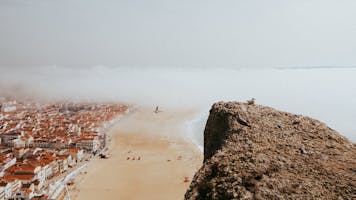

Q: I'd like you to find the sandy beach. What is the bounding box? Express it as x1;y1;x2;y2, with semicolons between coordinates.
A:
69;108;203;200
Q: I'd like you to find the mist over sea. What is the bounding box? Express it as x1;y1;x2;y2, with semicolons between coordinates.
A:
183;67;356;148
1;66;355;144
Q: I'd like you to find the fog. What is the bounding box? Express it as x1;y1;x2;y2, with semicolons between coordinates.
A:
0;1;355;143
0;66;355;143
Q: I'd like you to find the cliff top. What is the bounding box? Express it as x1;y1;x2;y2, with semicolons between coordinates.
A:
186;102;355;200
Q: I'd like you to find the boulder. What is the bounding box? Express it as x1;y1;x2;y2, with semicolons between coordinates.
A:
185;102;356;200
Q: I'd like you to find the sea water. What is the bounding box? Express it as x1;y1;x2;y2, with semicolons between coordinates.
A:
183;67;356;151
1;66;355;147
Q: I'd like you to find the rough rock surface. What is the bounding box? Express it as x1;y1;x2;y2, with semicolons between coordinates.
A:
185;102;356;200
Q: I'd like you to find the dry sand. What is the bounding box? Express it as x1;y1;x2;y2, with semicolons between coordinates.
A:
70;108;203;200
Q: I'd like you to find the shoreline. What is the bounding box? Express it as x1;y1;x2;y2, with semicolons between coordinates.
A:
69;108;203;200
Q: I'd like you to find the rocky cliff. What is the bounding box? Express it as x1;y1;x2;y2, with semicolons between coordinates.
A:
185;102;356;200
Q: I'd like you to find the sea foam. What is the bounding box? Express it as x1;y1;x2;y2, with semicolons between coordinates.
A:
184;111;209;152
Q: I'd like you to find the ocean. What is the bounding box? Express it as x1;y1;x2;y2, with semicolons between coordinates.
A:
182;67;356;150
1;66;355;146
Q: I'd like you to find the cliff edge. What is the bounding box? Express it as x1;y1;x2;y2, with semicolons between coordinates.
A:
185;102;355;200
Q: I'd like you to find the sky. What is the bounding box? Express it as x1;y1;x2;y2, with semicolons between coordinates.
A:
0;0;356;68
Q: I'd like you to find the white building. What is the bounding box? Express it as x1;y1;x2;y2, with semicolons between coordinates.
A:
0;132;21;146
76;137;100;152
12;138;26;148
66;149;84;163
0;180;22;199
1;100;17;113
2;106;16;113
0;182;12;199
0;157;17;176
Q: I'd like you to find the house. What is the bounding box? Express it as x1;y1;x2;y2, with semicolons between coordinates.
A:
75;136;100;153
1;100;17;113
56;155;71;173
9;190;32;200
0;131;22;146
65;149;84;163
10;180;22;198
0;179;22;199
37;155;57;180
2;106;17;113
4;162;42;185
13;148;29;159
21;136;34;148
33;139;52;149
12;139;26;148
0;155;17;176
16;183;35;200
0;181;12;199
29;194;49;200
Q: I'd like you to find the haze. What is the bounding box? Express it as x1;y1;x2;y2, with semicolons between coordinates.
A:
0;1;355;142
0;0;356;67
1;67;356;142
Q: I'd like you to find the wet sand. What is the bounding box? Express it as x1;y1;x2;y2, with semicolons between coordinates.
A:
70;108;203;200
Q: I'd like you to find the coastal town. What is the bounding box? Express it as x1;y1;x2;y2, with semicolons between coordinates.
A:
0;97;128;200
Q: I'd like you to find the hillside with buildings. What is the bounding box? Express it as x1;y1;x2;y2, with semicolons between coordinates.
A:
0;97;127;199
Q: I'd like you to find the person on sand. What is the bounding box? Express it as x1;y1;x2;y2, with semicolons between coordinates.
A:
184;176;190;183
154;106;159;113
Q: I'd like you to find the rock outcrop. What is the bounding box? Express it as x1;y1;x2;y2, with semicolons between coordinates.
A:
185;102;356;200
